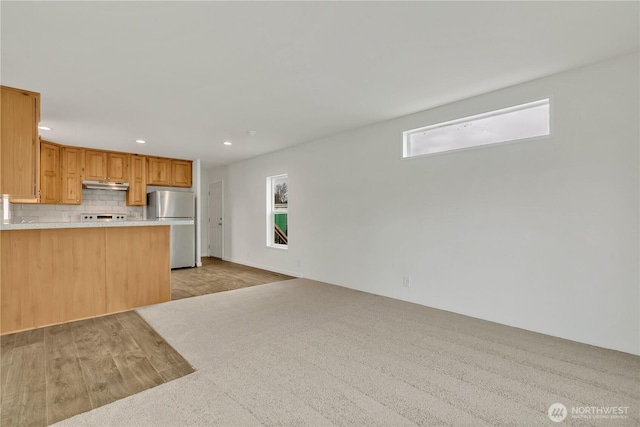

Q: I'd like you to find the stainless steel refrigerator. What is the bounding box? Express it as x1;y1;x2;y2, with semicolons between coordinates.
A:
147;190;195;269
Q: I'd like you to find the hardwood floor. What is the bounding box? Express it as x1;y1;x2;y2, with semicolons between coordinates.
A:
0;311;194;426
171;257;295;300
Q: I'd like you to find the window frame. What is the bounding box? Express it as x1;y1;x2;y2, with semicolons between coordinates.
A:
266;174;288;250
402;98;551;160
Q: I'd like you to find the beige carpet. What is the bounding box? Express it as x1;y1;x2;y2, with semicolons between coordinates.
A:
55;279;639;426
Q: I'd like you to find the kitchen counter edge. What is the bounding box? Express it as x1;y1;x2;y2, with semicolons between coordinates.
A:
0;219;194;231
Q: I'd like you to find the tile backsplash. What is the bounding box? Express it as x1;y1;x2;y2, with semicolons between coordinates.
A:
10;189;144;223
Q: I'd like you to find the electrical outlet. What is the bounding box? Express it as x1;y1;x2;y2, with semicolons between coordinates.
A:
403;276;411;288
297;259;301;267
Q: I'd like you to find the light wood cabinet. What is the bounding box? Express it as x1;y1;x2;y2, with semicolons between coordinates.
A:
147;156;171;186
107;152;128;182
127;154;147;206
105;226;170;312
1;226;171;334
39;140;60;204
1;86;40;202
172;159;192;187
61;146;83;204
39;142;82;205
35;143;190;206
84;149;129;182
148;157;192;187
1;228;107;333
83;149;108;180
2;84;192;204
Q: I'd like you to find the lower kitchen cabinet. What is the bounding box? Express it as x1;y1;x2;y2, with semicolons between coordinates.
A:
105;226;170;312
1;228;106;332
0;225;170;334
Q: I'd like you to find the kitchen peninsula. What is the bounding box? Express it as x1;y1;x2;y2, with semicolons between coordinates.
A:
0;219;191;334
1;84;198;335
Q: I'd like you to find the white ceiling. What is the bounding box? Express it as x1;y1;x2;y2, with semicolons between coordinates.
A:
2;1;638;169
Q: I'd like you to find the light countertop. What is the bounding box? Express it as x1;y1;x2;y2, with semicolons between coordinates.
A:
0;219;194;231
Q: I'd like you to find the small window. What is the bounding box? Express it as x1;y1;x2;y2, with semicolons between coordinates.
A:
403;98;550;158
267;174;288;249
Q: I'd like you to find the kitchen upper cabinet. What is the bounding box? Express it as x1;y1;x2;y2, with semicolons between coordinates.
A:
172;159;192;187
147;157;192;187
84;149;108;180
61;146;83;204
84;150;128;182
1;86;40;202
39;140;60;204
40;142;83;205
147;157;171;186
127;154;147;206
108;152;128;182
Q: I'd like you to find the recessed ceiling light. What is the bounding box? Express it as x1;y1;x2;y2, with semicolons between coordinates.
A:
247;130;257;137
135;139;146;144
38;126;51;131
223;141;232;146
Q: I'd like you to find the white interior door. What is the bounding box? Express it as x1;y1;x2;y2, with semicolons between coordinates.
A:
208;181;223;258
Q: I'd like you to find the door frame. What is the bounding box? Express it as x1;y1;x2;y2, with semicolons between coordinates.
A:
208;180;224;259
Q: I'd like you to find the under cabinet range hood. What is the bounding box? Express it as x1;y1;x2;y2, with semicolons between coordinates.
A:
82;180;129;191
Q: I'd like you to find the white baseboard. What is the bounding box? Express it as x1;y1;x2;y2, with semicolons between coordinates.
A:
222;257;302;278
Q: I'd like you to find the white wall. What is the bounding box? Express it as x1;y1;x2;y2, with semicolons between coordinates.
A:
209;53;639;355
